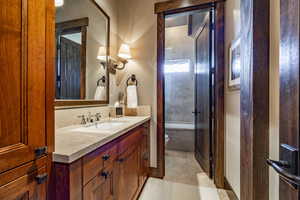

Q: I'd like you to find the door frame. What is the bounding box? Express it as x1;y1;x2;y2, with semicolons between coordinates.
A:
240;0;270;199
153;0;225;188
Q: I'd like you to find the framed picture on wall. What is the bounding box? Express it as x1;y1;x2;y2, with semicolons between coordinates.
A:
228;37;241;90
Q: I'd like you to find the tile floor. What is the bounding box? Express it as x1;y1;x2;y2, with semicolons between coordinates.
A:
139;150;238;200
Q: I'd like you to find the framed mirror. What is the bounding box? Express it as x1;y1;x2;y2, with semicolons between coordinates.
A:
55;0;110;107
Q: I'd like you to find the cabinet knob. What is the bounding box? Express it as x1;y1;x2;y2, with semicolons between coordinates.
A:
102;155;110;161
35;146;48;158
101;171;109;179
35;173;48;185
143;154;149;161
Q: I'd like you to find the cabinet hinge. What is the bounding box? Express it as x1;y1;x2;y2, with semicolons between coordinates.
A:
35;173;48;185
35;146;48;158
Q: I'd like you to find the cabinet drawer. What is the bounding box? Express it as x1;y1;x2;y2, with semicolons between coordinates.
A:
118;128;143;155
83;149;104;185
83;165;114;200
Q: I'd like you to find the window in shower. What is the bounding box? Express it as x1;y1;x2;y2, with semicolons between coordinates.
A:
164;59;190;73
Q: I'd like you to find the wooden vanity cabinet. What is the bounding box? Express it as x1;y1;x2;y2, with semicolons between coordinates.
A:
0;0;55;199
52;121;150;200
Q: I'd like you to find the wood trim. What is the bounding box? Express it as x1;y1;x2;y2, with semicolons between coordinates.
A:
224;177;239;199
155;0;225;14
153;2;225;186
45;1;55;199
45;0;55;157
151;12;165;178
55;100;108;107
56;17;89;30
80;26;87;99
55;1;111;107
213;1;225;188
240;0;270;199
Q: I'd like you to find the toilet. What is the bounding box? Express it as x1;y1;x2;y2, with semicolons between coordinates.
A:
165;134;170;145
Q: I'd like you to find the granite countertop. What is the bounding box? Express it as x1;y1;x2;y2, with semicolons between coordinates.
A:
53;116;151;164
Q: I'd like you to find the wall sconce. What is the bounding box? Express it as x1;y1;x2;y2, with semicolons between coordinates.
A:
114;43;132;70
97;46;107;69
97;44;132;74
55;0;64;7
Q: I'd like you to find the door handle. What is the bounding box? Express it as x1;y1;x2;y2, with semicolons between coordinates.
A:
267;159;300;187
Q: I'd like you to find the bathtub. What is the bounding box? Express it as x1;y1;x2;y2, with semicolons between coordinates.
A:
165;122;195;152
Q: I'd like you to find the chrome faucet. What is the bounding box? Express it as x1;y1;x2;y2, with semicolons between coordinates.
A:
77;115;87;125
86;112;94;123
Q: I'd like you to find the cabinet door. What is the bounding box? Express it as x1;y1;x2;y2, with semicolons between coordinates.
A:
83;166;114;200
0;0;47;173
0;167;47;200
117;147;139;200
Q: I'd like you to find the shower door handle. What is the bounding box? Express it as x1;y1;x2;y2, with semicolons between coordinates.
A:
192;111;201;115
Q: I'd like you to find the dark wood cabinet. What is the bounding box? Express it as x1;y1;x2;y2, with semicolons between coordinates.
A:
0;0;55;199
116;146;140;200
83;164;114;200
53;121;150;200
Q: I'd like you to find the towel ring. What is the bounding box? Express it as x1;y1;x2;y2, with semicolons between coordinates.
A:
126;74;138;86
97;76;106;86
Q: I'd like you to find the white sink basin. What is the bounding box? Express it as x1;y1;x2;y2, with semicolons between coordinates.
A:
71;121;128;134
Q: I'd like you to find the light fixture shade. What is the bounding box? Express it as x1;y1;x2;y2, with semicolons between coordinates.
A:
55;0;64;7
97;46;107;61
118;44;132;59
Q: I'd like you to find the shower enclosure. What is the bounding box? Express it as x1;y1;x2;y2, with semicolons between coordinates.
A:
164;11;209;152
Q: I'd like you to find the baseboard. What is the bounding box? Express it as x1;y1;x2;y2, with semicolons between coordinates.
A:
135;176;149;200
224;177;239;199
149;167;164;179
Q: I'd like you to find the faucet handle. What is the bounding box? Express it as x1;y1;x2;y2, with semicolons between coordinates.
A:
95;113;102;121
77;115;86;125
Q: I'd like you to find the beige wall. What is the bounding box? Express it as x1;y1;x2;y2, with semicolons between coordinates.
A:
269;0;280;199
116;0;161;167
224;0;241;198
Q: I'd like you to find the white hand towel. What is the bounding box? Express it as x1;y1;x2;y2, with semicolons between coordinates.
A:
127;85;138;108
94;86;106;101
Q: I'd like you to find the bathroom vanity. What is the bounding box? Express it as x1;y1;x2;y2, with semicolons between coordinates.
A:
50;117;151;200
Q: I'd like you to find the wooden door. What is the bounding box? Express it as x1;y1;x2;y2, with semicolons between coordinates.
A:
58;37;82;99
0;0;47;174
194;13;213;177
116;146;139;200
0;167;47;200
278;0;299;199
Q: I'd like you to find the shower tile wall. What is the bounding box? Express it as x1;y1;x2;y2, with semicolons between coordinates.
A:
165;25;195;124
165;25;195;152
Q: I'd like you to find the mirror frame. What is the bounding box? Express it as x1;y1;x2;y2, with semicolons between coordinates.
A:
55;0;110;107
